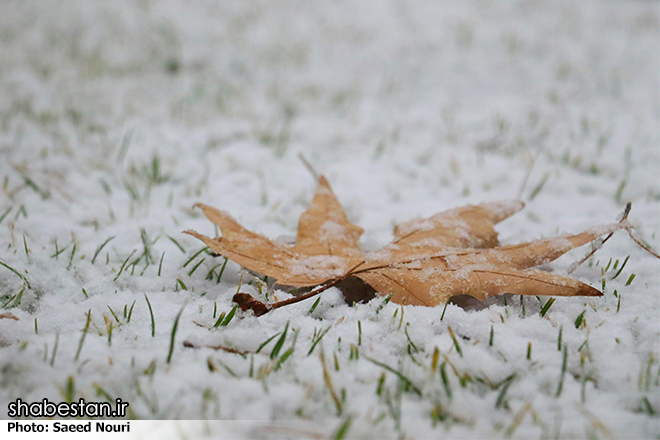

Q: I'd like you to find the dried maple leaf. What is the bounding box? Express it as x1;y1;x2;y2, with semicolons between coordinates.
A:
184;175;629;315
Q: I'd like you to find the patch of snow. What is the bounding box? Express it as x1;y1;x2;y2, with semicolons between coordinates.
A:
0;1;658;439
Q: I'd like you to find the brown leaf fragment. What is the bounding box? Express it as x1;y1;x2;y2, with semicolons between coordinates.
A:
0;312;19;321
233;292;271;316
185;175;632;313
183;340;249;355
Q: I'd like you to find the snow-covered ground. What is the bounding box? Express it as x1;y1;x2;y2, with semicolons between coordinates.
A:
0;0;658;438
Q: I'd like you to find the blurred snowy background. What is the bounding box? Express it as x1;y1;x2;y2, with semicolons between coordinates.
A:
0;0;658;438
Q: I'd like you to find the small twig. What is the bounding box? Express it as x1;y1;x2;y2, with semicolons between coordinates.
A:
516;154;538;201
627;228;660;260
298;153;320;182
233;261;365;316
568;203;631;274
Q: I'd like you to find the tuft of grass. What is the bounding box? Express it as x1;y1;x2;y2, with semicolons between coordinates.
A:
92;236;116;264
74;310;92;362
20;172;51;199
127;300;136;323
611;255;629;280
114;250;136;282
66;243;77;270
167;300;188;364
105;316;113;346
51;242;68;259
50;332;60;367
140;154;172;187
404;324;419;353
217;305;238;327
107;306;120;323
138;228;159;265
349;344;359;361
256;333;280;354
495;374;516;409
212;312;226;328
0;206;12;225
528;172;550;201
187;258;206;276
557;325;563;351
504;402;532;438
431;347;440;372
440;301;449;320
332;416;353;440
0;259;31;289
158;252;165;276
375;293;392;314
22;234;30;259
357;321;362;346
144;294;155;337
116;129;133;164
183;247;209;268
363;355;422;396
639;397;657;416
62;376;75;404
167;235;186;253
270;322;289;360
556;345;568;397
440;361;452;399
216;257;228;284
574;311;586;329
2;293;17;309
540;298;555;317
308;326;331;356
308;296;321;314
447;326;463;357
274;347;295;371
320;351;343;415
376;372;386;396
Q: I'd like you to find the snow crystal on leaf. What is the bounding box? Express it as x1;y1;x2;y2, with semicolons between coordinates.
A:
319;220;348;240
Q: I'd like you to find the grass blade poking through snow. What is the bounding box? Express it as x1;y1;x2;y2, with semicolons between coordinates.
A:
114;250;136;282
183;246;208;268
270;322;289;360
74;310;92;362
539;298;556;317
218;305;238;327
308;296;321;314
448;326;463;357
167;299;188;364
363;355;422;396
144;294;155;337
0;260;31;289
320;351;343;415
308;326;331;356
92;236;115;265
0;206;12;225
332;416;353;440
556;345;568;397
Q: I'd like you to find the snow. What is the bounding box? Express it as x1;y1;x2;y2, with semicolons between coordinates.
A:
1;0;659;439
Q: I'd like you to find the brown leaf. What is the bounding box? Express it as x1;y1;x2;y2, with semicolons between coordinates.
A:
184;175;626;312
0;312;19;321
